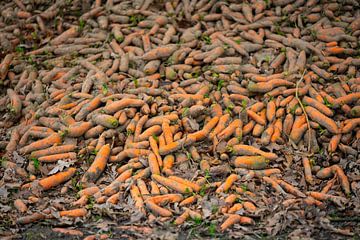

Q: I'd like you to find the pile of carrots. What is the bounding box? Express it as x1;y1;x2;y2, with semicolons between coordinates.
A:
0;0;359;236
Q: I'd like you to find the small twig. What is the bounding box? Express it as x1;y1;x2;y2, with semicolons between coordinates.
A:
295;70;311;152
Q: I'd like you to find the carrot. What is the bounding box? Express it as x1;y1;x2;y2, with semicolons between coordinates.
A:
162;154;175;175
168;176;201;192
19;133;62;154
209;114;231;139
138;125;162;141
78;186;100;197
51;26;79;45
262;176;287;195
302;96;333;117
179;196;197;206
216;174;239;193
38;152;76;162
38;167;76;190
307;192;347;205
230;144;278;160
147;194;183;205
7;89;22;116
277;180;306;198
220;214;254;231
303;157;314;185
341;118;360;133
233;156;268;170
149;136;162;167
16;212;46;225
252;169;281;178
332;165;351;195
81;144;110;183
145;200;172;217
75;95;102;121
59;208;87;218
111;149;151;162
103;169;132;196
227;203;243;214
174;210;190;225
305;106;339;133
247;110;266;125
243;201;256;212
152;174;193;194
130;185;145;214
14;199;28;213
162;120;173;144
148;152;160;175
103;99;145;114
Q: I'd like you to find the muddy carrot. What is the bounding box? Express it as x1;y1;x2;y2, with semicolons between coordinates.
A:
19;133;62;154
145;200;172;217
216;174;239;193
81;144;110;183
152;174;193;194
168;176;201;192
305;106;338;133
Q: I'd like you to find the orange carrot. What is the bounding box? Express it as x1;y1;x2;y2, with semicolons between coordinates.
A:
233;156;268;170
38;167;76;190
303;157;314;185
81;144;110;183
19;133;62;154
152;174;193;194
305;106;338;133
59;208;87;218
216;174;239;193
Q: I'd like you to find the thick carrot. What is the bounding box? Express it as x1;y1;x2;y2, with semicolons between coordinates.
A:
19;133;62;154
231;144;278;160
168;176;201;192
332;165;351;195
305;106;339;133
233;156;268;170
216;174;239;193
81;144;110;183
152;174;193;194
220;214;254;231
145;200;172;217
148;152;160;175
59;208;87;218
38;167;76;190
31;145;76;158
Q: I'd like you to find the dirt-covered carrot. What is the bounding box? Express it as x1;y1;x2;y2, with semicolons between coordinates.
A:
103;169;132;196
130;185;145;214
216;174;239;193
174;210;190;225
16;212;46;225
168;176;201;192
305;106;338;133
145;200;172;217
262;176;287;195
230;144;278;160
332;165;351;195
277;180;306;198
111;149;151;162
81;144;110;183
7;89;22;116
19;133;62;155
152;174;193;194
303;157;314;185
233;156;268;170
38;167;76;190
